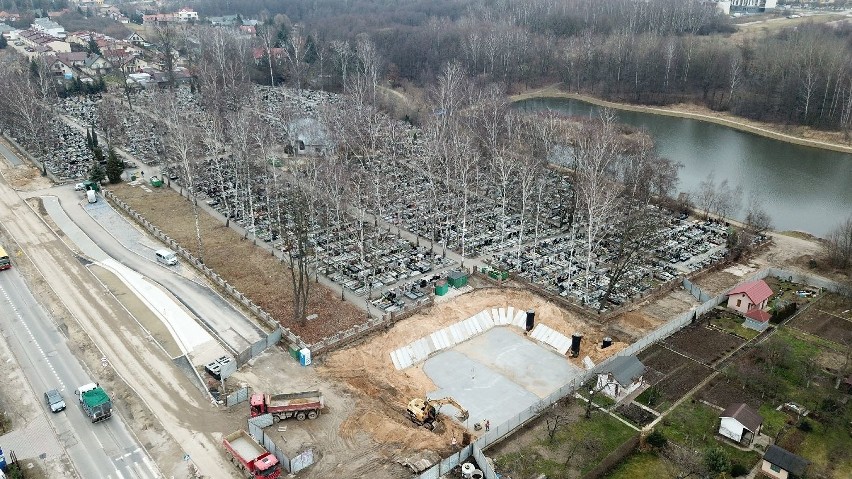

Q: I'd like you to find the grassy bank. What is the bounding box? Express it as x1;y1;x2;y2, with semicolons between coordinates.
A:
511;85;852;155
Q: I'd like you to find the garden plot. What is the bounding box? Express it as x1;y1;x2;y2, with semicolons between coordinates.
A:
662;322;745;366
788;292;852;345
637;344;714;409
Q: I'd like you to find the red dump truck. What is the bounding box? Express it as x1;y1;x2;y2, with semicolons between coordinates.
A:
222;430;281;478
250;390;324;422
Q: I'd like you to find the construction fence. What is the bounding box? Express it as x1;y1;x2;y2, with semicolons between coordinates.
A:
247;415;315;474
225;386;250;408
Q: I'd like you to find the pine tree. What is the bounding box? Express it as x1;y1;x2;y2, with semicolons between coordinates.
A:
106;148;123;184
91;129;98;147
86;129;92;149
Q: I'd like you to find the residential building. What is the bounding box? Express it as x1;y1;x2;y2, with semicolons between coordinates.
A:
718;403;762;445
32;17;66;39
126;32;146;46
0;11;21;22
176;7;198;23
595;355;645;401
726;279;772;314
83;54;111;75
761;445;808;479
730;0;777;13
209;14;239;26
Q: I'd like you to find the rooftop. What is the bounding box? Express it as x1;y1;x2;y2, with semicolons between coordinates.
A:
763;445;808;475
720;403;763;432
728;279;773;305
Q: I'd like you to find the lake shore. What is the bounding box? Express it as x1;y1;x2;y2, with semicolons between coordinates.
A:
510;85;852;155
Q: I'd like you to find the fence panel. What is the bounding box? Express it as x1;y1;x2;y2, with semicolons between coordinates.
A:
225;386;250;408
472;443;497;479
290;449;314;473
417;464;441;479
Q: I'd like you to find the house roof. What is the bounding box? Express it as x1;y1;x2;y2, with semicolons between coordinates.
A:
605;355;645;386
728;279;773;305
744;309;771;323
763;445;808;475
720;403;762;432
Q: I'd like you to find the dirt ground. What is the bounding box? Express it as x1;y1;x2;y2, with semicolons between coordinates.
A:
612;288;701;339
316;287;631;457
108;181;364;343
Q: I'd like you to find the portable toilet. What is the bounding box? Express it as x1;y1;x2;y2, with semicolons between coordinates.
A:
447;270;468;288
435;280;449;296
299;348;312;366
0;446;6;471
288;344;301;360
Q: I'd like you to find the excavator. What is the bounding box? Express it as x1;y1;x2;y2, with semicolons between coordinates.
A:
406;396;469;430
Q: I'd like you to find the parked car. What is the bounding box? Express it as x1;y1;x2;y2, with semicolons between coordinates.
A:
45;389;66;412
74;182;86;191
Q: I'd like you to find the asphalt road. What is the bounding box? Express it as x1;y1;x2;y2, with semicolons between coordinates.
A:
45;186;265;355
0;267;159;479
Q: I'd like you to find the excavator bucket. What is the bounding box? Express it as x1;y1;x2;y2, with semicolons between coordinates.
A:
457;410;469;421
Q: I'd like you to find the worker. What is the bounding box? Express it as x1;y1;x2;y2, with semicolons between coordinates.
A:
451;434;457;447
485;419;490;432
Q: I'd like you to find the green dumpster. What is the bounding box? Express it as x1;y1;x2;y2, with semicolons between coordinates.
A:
288;344;301;360
447;270;468;288
150;177;163;187
435;280;449;296
130;174;136;181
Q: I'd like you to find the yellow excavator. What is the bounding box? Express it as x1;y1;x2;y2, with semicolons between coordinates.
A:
406;396;469;430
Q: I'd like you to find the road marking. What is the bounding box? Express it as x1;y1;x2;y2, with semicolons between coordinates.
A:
0;282;65;390
112;469;126;479
140;454;158;477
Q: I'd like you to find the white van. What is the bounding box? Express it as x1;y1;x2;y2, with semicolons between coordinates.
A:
86;189;97;203
155;249;178;266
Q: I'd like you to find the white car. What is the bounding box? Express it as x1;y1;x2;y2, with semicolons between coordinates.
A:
74;182;86;191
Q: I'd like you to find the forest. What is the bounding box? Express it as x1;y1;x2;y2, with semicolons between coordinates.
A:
183;0;852;131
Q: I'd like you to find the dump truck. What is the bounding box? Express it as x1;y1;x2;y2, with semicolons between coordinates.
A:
222;430;281;479
406;396;469;431
249;390;324;422
75;383;112;423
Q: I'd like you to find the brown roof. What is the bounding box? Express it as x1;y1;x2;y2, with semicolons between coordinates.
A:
745;309;771;323
721;403;762;432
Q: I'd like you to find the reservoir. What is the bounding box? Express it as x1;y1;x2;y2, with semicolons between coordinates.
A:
515;98;852;237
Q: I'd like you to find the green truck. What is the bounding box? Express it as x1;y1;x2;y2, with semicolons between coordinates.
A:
75;383;112;423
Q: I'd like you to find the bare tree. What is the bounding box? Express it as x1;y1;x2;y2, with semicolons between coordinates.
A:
824;215;852;270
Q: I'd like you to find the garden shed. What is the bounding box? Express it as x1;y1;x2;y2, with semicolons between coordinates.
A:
718;403;762;445
743;309;772;332
446;270;468;288
761;445;808;479
596;355;645;401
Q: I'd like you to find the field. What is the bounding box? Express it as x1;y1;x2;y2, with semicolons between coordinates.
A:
637;344;714;410
710;310;761;340
108;182;365;343
788;292;852;346
662;322;745;366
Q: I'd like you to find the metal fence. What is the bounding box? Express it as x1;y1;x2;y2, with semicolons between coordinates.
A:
235;327;284;367
248;416;292;473
225;386;250;407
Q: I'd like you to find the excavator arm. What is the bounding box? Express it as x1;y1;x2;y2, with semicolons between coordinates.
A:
428;397;469;422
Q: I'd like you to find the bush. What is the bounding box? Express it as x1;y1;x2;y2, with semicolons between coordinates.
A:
797;420;813;432
647;430;667;448
704;447;731;475
731;463;749;477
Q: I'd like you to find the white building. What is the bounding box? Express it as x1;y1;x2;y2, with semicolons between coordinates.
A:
596;355;645;401
718;403;762;445
730;0;777;14
176;7;198;23
32;17;66;39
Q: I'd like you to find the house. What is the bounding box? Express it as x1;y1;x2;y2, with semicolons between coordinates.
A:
0;11;21;22
175;7;198;23
718;403;762;445
239;25;255;35
727;279;772;315
83;54;111;75
126;32;145;46
761;445;808;479
48;56;76;78
730;0;777;14
209;14;239;26
743;308;772;331
596;355;645;400
32;17;66;39
252;47;286;64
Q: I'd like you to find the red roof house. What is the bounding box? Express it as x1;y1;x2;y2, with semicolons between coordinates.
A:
727;279;772;315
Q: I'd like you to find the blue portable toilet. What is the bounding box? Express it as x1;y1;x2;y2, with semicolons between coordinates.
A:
299;348;312;366
0;446;7;471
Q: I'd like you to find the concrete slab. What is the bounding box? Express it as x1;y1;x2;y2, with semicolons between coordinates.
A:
424;327;583;428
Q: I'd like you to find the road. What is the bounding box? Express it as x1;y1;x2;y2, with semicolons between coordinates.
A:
0;141;242;477
0;267;159;478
